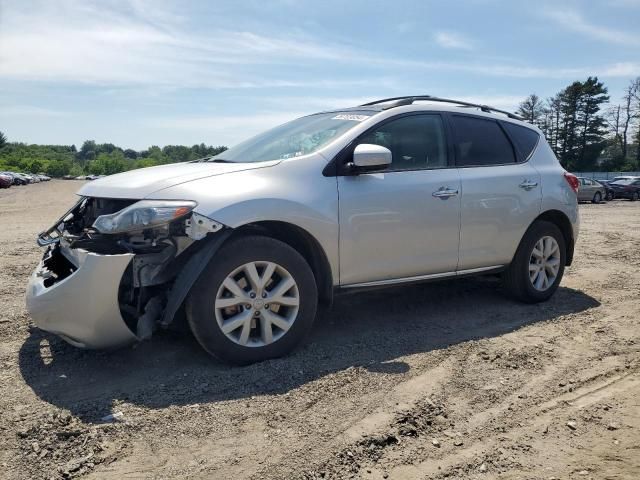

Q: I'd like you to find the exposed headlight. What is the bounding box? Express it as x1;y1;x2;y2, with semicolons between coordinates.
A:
93;200;197;234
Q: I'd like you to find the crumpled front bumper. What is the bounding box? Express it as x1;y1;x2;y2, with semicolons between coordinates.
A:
26;246;139;349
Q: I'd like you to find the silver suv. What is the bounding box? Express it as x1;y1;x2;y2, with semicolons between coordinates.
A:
26;96;580;364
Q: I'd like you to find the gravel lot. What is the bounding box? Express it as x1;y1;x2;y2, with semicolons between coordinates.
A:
1;180;638;479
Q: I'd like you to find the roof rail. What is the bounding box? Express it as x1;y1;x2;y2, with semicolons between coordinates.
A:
360;95;524;120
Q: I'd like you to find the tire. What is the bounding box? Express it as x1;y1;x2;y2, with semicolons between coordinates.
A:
502;220;566;304
592;192;602;204
631;192;639;202
186;235;318;364
606;191;614;201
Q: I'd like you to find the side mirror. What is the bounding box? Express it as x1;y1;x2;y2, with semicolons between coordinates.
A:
352;144;392;170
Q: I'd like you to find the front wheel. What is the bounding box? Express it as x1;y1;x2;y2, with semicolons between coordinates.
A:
592;192;602;204
186;235;318;364
631;192;639;202
606;191;614;201
503;221;566;303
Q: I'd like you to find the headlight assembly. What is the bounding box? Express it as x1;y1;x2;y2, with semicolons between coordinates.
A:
92;200;197;234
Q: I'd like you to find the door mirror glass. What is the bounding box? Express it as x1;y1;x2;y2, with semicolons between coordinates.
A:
352;144;392;169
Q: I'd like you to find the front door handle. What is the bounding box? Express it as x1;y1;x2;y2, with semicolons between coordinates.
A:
432;187;459;198
519;180;538;190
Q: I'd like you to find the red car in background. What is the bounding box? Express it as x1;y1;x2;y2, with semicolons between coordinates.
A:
0;173;13;189
608;178;640;201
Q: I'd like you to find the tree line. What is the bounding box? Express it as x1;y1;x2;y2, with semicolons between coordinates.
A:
517;76;640;172
0;135;227;177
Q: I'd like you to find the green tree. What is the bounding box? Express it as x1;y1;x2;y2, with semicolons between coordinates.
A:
0;131;7;149
552;77;609;170
28;159;43;173
517;94;545;126
45;160;72;177
68;164;84;177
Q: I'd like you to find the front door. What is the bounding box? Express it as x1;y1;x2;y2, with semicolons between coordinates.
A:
337;114;461;285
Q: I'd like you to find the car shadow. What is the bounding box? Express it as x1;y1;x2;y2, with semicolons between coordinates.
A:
18;277;600;422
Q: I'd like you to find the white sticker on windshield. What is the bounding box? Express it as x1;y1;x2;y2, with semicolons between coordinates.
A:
332;114;370;122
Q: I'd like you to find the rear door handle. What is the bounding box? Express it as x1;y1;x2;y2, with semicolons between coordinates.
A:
432;187;459;198
519;180;538;190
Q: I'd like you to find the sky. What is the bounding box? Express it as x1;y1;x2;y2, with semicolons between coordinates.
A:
1;0;639;150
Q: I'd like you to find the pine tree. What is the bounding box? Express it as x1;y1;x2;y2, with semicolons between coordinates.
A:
517;94;545;126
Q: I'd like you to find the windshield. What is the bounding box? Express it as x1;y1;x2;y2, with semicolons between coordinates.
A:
209;111;374;163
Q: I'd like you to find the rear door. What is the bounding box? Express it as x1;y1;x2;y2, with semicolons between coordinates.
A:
449;114;542;270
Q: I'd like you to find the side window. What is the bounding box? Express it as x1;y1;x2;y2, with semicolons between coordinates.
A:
357;114;447;171
502;122;540;159
451;115;516;166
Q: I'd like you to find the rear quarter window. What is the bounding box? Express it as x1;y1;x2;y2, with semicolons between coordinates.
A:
502;122;540;160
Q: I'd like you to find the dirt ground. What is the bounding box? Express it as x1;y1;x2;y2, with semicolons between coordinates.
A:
0;180;638;480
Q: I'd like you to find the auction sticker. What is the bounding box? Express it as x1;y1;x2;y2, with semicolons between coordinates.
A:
332;114;370;121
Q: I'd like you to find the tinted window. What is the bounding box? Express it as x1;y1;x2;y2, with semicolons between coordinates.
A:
357;114;447;170
502;122;540;159
451;115;516;166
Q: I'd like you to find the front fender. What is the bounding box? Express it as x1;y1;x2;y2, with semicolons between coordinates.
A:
146;157;340;284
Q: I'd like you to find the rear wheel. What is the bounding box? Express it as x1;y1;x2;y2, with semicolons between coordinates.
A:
503;221;566;303
186;235;318;364
631;192;639;202
592;192;602;204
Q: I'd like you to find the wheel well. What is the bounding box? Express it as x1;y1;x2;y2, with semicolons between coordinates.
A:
230;221;334;306
534;210;575;266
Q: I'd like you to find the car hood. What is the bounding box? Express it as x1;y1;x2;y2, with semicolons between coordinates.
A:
77;160;280;199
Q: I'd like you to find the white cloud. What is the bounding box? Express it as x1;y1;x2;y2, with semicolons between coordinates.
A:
148;111;311;147
1;0;638;92
0;105;69;117
0;1;364;88
434;31;474;50
543;8;640;46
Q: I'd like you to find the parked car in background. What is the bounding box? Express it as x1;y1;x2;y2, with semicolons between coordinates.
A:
577;177;605;203
608;176;637;183
26;95;580;365
608;178;640;201
10;173;28;185
0;172;18;186
0;173;12;188
599;181;616;201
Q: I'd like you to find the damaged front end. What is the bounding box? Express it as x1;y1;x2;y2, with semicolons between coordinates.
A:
26;196;227;349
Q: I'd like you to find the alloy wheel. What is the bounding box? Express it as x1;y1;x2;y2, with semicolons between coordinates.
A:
214;261;300;347
529;236;561;292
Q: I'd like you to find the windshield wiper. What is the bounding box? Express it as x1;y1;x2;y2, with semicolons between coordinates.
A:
191;156;234;163
204;158;234;163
